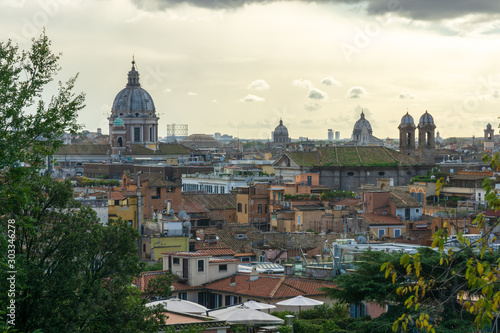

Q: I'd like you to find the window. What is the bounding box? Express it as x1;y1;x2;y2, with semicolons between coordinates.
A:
245;204;247;214
416;209;420;213
394;229;401;237
134;127;141;142
197;259;205;272
347;172;354;176
350;303;366;318
237;203;242;212
173;257;180;265
378;171;385;176
378;229;385;238
117;136;123;147
257;204;262;214
178;292;187;300
219;264;228;271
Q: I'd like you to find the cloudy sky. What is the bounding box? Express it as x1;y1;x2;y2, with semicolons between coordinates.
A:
2;0;500;140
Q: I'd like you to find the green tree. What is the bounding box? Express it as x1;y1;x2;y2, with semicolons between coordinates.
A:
0;34;169;332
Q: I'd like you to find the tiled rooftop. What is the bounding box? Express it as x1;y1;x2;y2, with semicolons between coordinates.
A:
204;273;334;299
286;146;419;167
182;193;237;210
362;213;406;226
389;190;421;208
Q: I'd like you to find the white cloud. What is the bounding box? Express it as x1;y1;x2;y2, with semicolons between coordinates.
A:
304;103;322;111
398;88;416;99
164;88;172;93
308;88;328;100
240;94;265;102
292;79;313;89
321;75;341;86
187;91;197;96
347;86;366;99
247;79;270;90
212;99;217;103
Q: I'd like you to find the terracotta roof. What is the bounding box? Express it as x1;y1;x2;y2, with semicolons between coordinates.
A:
233;253;255;257
197;248;236;256
134;270;169;292
209;259;240;263
171;280;204;292
283;146;419;167
204;273;334;299
110;192;127;200
147;177;180;188
389;191;421;208
55;144;111;155
168;252;210;257
332;198;359;207
122;143;194;156
362;213;406;226
182;193;237;210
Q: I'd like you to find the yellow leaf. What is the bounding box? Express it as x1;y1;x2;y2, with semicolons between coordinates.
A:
440;257;443;265
392;272;396;284
478;262;484;276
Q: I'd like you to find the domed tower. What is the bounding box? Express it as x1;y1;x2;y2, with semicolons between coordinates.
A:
417;111;436;164
108;59;159;149
484;123;494;150
398;112;416;156
272;119;290;144
351;111;373;145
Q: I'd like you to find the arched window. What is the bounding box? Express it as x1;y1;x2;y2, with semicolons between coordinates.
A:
426;132;431;145
117;137;123;147
406;132;412;146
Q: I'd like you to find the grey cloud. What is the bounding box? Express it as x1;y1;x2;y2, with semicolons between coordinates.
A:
321;75;341;86
347;86;366;99
304;103;322;111
308;88;328;100
131;0;500;21
398;89;416;100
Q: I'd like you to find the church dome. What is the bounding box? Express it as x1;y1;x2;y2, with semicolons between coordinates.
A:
111;60;155;113
400;112;414;125
419;111;434;125
353;111;372;131
274;119;289;135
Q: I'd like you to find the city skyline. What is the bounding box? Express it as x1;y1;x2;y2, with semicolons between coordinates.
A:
2;0;500;140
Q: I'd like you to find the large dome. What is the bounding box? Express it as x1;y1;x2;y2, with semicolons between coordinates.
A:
180;134;222;149
353;111;372;131
419;111;434;125
111;60;156;113
274;119;289;135
400;112;414;125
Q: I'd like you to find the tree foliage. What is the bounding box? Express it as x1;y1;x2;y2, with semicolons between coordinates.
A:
380;153;500;332
0;34;169;332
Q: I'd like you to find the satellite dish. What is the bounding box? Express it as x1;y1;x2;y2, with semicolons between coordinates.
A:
357;235;367;244
178;210;189;220
249;242;255;248
169;209;175;215
295;256;301;261
257;240;264;247
264;238;270;244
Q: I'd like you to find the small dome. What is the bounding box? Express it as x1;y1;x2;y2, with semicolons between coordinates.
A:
353;111;372;131
113;117;124;126
419;111;434;125
487;123;492;129
400;112;414;125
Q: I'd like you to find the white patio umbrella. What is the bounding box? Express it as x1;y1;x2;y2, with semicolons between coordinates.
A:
242;301;276;311
210;305;284;325
146;298;209;315
276;295;324;316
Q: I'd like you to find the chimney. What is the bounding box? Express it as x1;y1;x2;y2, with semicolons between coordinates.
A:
229;275;236;287
249;266;259;281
